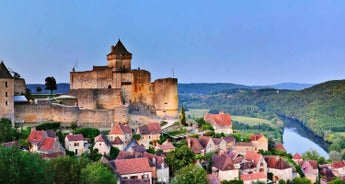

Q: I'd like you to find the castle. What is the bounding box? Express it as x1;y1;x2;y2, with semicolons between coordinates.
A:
1;40;178;127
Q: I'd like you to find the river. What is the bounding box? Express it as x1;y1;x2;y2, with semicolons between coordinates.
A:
280;116;329;159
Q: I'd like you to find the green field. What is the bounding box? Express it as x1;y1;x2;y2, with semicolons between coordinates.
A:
232;116;272;126
185;109;209;118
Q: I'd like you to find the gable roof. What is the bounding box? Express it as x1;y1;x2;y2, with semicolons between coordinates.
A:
109;123;132;135
250;133;266;141
204;112;232;127
113;136;124;145
199;136;213;147
94;134;111;147
138;123;161;135
187;137;204;154
245;151;263;165
115;157;151;175
39;137;55;152
212;138;223;145
264;156;291;169
66;134;84;142
223;135;236;143
156;142;175;151
293;152;302;160
107;40;132;57
241;172;267;181
212;153;235;170
117;151;135;160
274;143;286;152
28;131;46;144
0;62;13;79
331;161;345;169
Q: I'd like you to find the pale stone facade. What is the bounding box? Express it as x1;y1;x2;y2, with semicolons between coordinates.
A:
0;62;14;121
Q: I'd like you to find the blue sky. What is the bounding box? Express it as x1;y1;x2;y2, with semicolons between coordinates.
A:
1;1;345;85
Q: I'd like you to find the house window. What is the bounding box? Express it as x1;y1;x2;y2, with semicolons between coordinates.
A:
74;142;79;147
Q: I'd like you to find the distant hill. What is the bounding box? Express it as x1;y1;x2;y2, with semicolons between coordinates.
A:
180;80;345;139
178;82;313;95
27;83;70;94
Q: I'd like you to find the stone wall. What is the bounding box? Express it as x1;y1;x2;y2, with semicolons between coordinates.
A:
14;78;26;95
78;109;114;128
131;70;153;105
153;78;178;118
0;78;14;120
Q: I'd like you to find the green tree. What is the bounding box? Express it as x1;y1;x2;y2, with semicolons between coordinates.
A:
47;156;90;184
302;150;327;164
108;146;120;160
172;164;207;184
0;118;17;142
0;146;51;184
329;177;345;184
329;151;342;162
73;128;100;142
165;145;195;174
180;106;187;126
291;177;312;184
45;76;57;95
36;86;42;93
80;162;117;184
221;179;244;184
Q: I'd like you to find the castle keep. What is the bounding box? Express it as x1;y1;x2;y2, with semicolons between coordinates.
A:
3;40;178;127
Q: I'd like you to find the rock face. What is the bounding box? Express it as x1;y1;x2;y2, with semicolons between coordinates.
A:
12;40;178;127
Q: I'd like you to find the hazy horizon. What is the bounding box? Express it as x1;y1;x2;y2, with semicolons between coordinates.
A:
1;1;345;85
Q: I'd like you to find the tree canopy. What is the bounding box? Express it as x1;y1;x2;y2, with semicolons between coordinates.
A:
165;145;195;174
45;76;57;95
172;164;207;184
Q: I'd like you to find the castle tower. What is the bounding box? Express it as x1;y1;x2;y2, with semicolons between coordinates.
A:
107;40;132;71
0;62;14;121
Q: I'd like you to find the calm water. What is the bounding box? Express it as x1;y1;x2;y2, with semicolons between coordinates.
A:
281;116;329;159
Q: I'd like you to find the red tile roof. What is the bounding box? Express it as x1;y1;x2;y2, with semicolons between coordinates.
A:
28;131;46;144
212;138;223;145
187;137;204;154
115;157;151;175
199;136;212;147
109;123;132;135
245;151;263;165
332;161;345;169
147;122;162;134
274;143;286;152
39;137;55;152
66;134;84;142
113;136;124;145
293;153;302;159
235;142;253;147
264;156;291;169
204;112;232;127
250;133;264;141
224;135;236;143
117;151;135;160
212;153;235;170
156;142;175;151
241;172;267;181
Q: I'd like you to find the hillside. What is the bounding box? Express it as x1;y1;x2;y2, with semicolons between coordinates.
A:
180;80;345;139
27;83;70;94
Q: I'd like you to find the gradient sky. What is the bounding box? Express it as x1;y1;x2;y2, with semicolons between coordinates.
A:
1;1;345;85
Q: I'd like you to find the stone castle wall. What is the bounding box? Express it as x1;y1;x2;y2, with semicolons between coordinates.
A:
153;78;179;118
131;70;153;105
0;78;14;121
14;78;26;95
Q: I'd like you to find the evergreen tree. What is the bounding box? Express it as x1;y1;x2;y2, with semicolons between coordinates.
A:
45;76;57;95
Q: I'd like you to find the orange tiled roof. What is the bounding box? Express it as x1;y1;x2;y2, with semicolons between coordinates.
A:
187;137;204;154
147;122;161;134
241;172;267;181
250;133;264;141
199;136;212;147
109;123;132;135
39;137;55;152
332;161;345;169
212;153;235;170
156;142;175;151
224;135;236;143
264;156;291;169
293;153;302;159
274;143;286;152
115;157;151;175
245;151;263;165
204;112;232;127
28;131;46;144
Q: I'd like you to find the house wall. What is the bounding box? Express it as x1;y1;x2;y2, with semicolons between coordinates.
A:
268;168;293;182
157;167;169;183
120;172;152;184
93;142;110;155
65;139;84;155
218;169;239;181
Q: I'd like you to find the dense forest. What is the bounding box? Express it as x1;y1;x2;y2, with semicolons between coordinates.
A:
180;80;345;142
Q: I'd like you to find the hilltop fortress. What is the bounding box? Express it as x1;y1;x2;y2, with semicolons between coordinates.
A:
1;40;178;127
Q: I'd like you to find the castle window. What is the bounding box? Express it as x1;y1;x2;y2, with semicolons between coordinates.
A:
5;92;8;97
5;101;8;106
108;85;111;89
5;82;8;88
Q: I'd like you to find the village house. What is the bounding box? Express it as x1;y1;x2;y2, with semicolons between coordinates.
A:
107;122;133;150
204;112;233;134
93;134;112;155
223;135;236;149
114;157;152;184
233;142;254;156
240;172;267;184
264;156;293;182
28;129;65;158
187;137;205;155
331;160;345;177
65;133;88;155
137;122;162;149
212;152;240;181
199;136;217;153
213;138;227;151
319;164;336;184
143;152;169;183
250;133;268;152
155;141;175;153
292;153;303;163
301;160;319;183
241;151;267;174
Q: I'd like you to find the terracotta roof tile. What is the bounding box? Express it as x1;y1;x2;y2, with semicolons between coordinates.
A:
66;134;84;142
264;156;291;169
224;135;236;143
241;172;267;181
39;137;55;152
199;136;212;147
115;157;151;175
212;138;223;145
212;153;235;170
95;134;111;146
274;143;286;152
109;123;132;135
28;131;46;144
293;153;302;159
117;151;135;160
187;137;204;154
245;151;263;165
113;136;124;145
250;133;264;141
139;123;161;135
156;142;175;151
204;112;232;127
332;161;345;169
